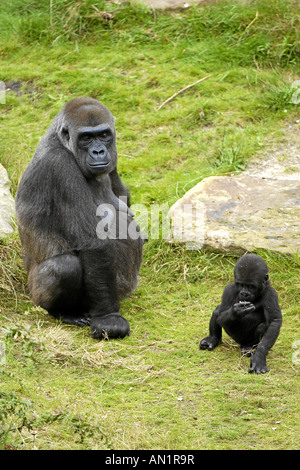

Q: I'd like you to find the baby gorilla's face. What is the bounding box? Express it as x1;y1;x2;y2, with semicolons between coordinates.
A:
234;254;269;303
235;280;260;302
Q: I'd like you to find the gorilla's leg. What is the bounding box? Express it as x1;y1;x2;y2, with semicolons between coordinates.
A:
79;248;130;339
29;254;87;325
199;307;222;350
241;322;268;356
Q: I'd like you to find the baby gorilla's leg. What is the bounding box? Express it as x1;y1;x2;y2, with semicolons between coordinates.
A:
240;322;268;356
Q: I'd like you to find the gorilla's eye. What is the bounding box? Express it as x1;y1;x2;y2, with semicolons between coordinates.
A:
100;130;111;140
79;133;92;143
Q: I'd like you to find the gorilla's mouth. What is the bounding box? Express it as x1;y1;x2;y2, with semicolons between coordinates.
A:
239;295;254;302
89;162;110;167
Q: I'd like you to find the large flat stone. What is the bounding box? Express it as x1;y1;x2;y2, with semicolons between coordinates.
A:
169;174;300;254
0;164;15;237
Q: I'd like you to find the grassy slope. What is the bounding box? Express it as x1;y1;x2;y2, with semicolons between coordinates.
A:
0;0;299;449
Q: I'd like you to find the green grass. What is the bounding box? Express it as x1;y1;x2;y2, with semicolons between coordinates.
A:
0;0;299;450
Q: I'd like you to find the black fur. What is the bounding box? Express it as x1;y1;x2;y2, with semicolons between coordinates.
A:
16;97;144;339
200;254;282;373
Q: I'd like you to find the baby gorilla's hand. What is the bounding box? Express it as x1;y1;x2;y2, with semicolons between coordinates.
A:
199;335;220;350
233;301;255;316
249;351;269;374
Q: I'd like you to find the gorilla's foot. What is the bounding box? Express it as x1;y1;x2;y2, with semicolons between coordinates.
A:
50;312;90;327
90;313;130;339
241;345;255;357
61;315;90;327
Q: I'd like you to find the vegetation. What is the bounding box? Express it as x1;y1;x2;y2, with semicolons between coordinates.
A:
0;0;299;449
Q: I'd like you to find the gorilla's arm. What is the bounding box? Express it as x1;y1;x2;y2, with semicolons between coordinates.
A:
109;168;131;206
199;305;222;350
78;248;130;339
200;283;236;350
249;287;282;373
17;147;99;255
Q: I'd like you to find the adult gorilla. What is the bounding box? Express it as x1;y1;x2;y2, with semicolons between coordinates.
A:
16;97;144;339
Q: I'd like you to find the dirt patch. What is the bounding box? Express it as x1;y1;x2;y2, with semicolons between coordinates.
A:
5;80;40;97
244;122;300;181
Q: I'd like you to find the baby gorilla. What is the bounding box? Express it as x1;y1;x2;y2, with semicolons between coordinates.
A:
200;254;282;374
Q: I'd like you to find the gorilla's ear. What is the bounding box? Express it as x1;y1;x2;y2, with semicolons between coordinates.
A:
61;127;70;141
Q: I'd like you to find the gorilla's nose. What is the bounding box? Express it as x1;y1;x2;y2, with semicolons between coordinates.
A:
241;291;250;300
91;148;105;158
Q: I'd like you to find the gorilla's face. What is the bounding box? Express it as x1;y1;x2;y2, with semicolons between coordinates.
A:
59;99;117;178
75;124;115;176
235;279;262;302
234;254;269;302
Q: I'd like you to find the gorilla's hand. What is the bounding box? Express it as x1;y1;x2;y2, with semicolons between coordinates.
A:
199;335;220;351
233;301;255;316
249;350;269;374
91;313;130;339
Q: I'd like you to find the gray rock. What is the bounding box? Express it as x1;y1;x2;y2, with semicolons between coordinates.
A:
169;123;300;254
0;164;15;237
169;173;300;254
